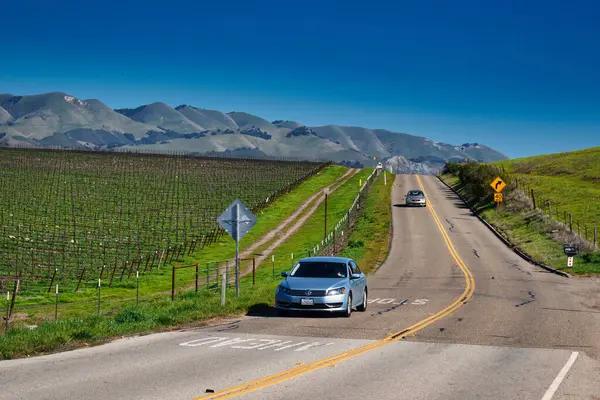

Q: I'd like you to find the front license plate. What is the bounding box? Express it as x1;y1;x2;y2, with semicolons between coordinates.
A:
301;298;314;306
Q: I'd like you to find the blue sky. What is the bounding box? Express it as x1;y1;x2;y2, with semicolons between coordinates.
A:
2;0;599;158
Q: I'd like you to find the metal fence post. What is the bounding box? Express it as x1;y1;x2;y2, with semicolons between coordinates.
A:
4;292;9;331
55;284;59;321
252;258;256;286
221;273;226;306
195;263;199;293
171;266;176;301
97;278;101;315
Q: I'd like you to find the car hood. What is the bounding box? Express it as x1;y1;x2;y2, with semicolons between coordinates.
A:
283;277;347;290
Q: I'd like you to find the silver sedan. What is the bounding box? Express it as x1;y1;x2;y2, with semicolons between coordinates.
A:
405;189;427;207
275;256;368;317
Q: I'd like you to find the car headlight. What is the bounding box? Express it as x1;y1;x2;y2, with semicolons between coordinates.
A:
326;287;346;296
277;285;291;294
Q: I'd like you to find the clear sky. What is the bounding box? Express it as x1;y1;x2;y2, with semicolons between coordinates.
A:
2;0;599;158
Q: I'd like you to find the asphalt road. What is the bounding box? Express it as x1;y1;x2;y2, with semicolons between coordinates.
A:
1;174;599;400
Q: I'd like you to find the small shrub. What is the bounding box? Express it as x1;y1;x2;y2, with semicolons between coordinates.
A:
348;240;364;249
156;314;176;326
114;308;146;324
71;329;94;340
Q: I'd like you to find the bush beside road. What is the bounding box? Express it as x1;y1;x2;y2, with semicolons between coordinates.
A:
441;159;600;275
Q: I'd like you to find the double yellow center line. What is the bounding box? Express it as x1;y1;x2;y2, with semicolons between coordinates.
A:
195;175;476;399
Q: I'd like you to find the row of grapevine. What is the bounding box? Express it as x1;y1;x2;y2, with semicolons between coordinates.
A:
0;148;328;294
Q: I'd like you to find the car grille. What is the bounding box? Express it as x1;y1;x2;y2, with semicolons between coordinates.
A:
280;302;343;309
289;289;327;296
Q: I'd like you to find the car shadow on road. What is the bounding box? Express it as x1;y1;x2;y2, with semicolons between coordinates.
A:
246;303;345;318
393;204;421;208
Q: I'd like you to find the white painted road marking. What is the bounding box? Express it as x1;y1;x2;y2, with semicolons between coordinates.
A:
541;351;579;400
368;298;426;306
179;336;335;352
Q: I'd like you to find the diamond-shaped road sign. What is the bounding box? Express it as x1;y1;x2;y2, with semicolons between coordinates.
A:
217;199;257;241
490;177;506;193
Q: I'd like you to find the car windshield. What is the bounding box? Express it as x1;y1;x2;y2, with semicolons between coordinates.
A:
290;261;347;278
408;190;424;196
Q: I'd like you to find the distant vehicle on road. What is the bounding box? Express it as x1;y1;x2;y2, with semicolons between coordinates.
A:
376;162;383;169
275;256;368;317
405;189;427;207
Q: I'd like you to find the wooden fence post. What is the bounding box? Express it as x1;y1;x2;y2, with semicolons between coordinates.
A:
594;227;597;249
531;189;536;209
547;201;552;218
569;214;573;232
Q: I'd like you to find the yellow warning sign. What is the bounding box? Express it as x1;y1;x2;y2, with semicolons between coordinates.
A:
494;193;503;202
490;177;506;193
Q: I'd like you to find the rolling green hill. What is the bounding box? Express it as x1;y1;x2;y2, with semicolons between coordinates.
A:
496;147;600;236
442;146;600;275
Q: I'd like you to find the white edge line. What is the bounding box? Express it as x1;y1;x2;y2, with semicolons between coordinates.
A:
541;351;579;400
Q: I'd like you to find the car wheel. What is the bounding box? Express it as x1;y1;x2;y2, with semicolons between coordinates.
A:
342;294;352;317
357;289;367;311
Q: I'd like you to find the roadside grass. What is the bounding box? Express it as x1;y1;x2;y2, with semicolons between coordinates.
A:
504;174;600;235
268;168;375;269
0;281;276;360
340;171;394;273
11;165;347;312
0;168;386;360
440;174;600;275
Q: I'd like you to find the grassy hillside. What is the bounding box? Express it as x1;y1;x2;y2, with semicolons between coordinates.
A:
495;147;600;237
441;147;600;276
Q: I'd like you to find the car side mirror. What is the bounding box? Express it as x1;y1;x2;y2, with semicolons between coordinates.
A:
280;271;288;277
350;273;361;279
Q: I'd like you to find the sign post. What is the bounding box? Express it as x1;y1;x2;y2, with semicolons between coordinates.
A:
490;176;506;210
563;244;579;268
217;199;257;297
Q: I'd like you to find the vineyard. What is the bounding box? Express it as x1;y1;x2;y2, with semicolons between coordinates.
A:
0;148;327;296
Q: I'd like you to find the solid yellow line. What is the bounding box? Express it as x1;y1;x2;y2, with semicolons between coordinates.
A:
194;175;476;400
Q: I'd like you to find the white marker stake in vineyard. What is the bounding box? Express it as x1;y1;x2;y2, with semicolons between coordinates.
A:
217;199;257;298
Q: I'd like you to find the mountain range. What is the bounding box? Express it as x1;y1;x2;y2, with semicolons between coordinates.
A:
0;92;508;173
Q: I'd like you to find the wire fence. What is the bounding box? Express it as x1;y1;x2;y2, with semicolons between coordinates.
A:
0;147;329;295
1;166;382;329
511;177;597;251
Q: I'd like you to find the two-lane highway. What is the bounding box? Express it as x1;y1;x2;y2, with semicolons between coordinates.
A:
1;174;598;400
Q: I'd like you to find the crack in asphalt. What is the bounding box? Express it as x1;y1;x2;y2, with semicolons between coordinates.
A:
445;218;455;232
473;249;480;258
510;262;532;276
371;299;408;316
515;291;536;307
